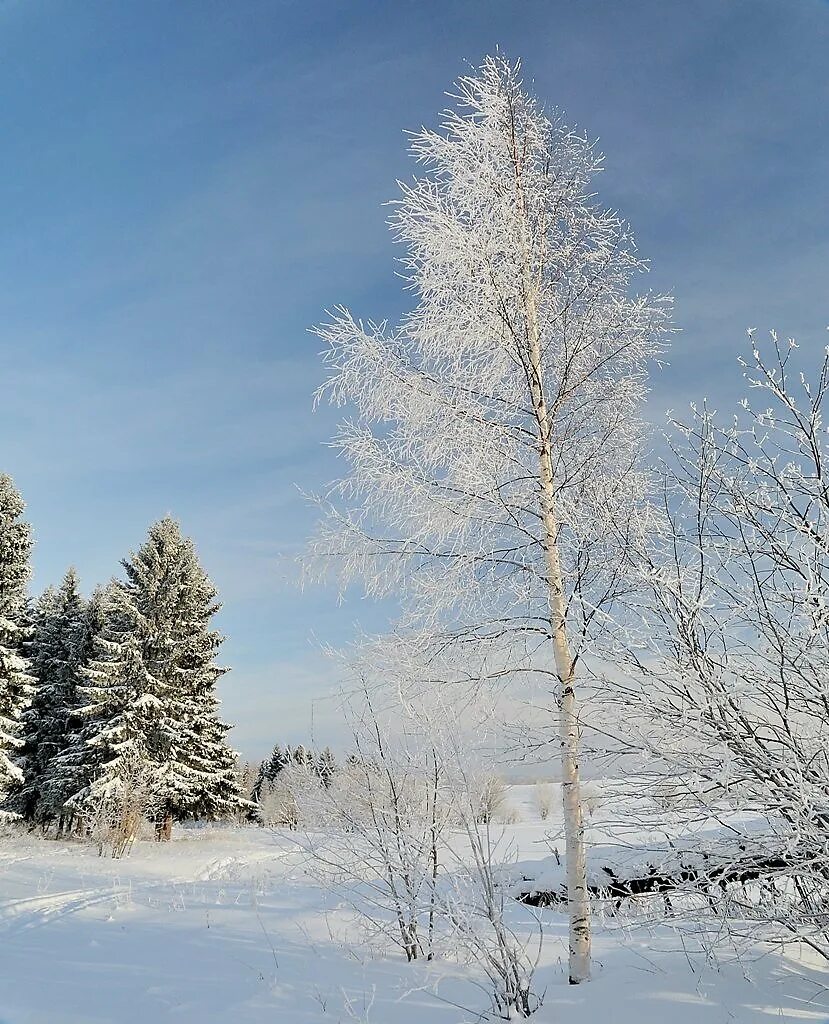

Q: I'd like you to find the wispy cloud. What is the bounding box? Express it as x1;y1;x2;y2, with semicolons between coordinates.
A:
1;0;826;755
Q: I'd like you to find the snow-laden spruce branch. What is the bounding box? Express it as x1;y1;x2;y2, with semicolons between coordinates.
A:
304;55;671;985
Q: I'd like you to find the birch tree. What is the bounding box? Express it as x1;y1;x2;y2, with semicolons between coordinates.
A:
616;329;829;957
307;56;670;983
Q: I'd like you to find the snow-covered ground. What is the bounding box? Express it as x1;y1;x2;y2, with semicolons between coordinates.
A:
0;785;826;1023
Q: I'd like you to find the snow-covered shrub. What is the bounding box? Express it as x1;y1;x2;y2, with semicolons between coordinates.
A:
435;730;543;1018
300;652;544;1017
580;781;601;820
302;690;447;963
258;765;322;828
535;783;555;821
84;748;161;858
497;803;521;825
621;332;829;960
257;776;299;828
475;776;508;824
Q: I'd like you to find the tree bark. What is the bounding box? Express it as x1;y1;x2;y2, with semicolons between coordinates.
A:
515;852;793;908
539;445;591;983
519;191;592;983
155;807;173;842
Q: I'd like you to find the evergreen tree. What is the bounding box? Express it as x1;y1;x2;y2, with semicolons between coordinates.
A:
233;759;260;823
0;474;34;810
316;746;337;788
38;584;108;828
266;743;286;781
71;518;243;837
16;572;87;822
251;759;267;803
292;743;310;768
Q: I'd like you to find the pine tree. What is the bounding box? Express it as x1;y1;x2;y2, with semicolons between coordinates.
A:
71;518;243;838
16;573;88;822
179;660;243;823
0;474;34;812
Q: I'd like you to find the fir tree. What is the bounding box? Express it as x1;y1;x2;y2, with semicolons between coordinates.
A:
0;474;34;811
71;518;243;837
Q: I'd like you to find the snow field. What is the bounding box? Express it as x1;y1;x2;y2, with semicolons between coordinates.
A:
0;782;826;1023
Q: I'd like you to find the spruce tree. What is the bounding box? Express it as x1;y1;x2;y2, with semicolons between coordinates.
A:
71;518;243;837
251;759;267;803
0;474;34;811
316;746;337;788
251;745;289;805
36;582;107;828
16;578;78;821
267;743;286;781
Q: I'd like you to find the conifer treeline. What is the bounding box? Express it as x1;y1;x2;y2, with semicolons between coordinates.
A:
0;473;244;838
241;742;338;805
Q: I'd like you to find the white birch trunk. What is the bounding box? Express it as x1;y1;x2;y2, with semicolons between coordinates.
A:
515;128;592;985
534;387;592;985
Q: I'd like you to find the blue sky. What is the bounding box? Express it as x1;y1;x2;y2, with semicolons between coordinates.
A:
1;0;827;757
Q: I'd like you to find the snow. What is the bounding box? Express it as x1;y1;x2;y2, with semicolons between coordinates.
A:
502;782;789;902
0;784;826;1023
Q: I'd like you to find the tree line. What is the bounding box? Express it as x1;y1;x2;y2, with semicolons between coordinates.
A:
0;473;244;842
240;742;338;805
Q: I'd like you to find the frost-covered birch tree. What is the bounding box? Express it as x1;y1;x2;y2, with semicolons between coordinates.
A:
616;329;829;957
307;56;670;984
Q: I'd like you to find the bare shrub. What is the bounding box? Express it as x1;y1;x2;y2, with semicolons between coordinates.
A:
535;783;555;821
84;750;161;859
302;663;543;1017
476;776;507;824
258;776;299;828
256;764;320;829
580;781;601;820
441;740;543;1018
302;686;447;963
497;803;521;825
619;333;829;960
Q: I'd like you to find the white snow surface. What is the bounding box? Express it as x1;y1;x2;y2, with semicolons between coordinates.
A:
0;784;826;1023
